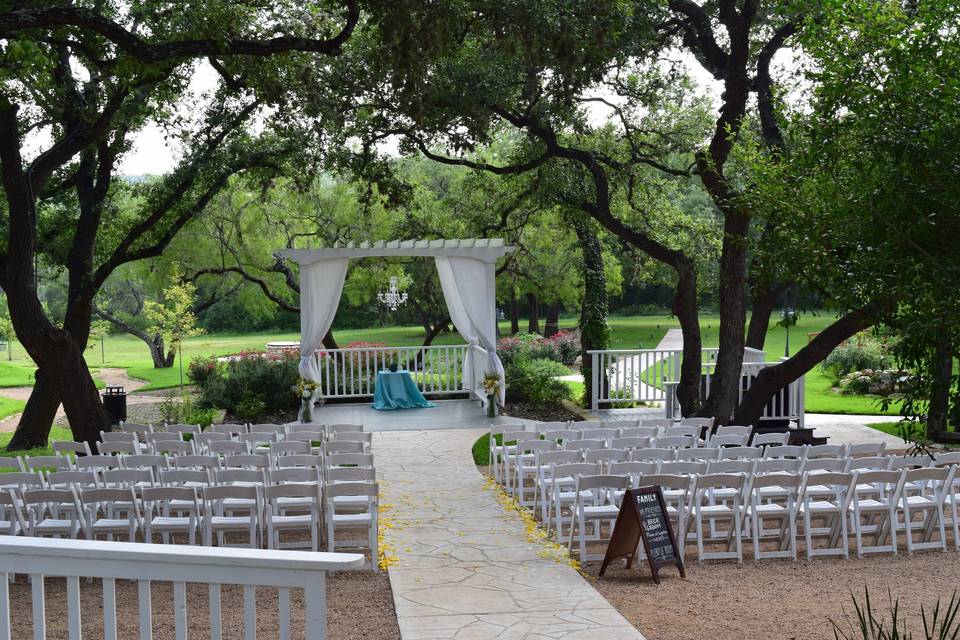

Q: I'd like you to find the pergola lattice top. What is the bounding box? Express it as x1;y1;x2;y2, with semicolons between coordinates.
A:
277;238;514;265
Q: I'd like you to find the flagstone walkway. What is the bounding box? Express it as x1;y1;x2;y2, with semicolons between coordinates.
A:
373;429;645;640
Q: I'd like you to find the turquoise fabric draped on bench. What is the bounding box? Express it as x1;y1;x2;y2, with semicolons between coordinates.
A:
372;370;437;411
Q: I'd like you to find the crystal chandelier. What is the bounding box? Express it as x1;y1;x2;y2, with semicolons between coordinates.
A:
377;276;408;311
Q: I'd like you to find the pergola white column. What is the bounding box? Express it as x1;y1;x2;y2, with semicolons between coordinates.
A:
276;238;514;406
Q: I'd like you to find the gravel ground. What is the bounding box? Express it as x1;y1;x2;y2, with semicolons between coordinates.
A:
586;551;960;640
6;570;399;639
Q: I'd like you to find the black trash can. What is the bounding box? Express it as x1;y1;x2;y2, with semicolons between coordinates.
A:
101;385;127;425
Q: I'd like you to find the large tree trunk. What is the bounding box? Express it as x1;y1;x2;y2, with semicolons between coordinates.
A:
509;292;520;335
927;336;954;438
571;216;609;408
700;212;751;423
526;293;540;334
746;284;783;351
673;261;703;417
6;369;60;450
543;303;562;338
732;304;882;426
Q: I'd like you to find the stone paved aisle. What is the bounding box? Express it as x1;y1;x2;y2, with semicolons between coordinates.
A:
373;429;645;640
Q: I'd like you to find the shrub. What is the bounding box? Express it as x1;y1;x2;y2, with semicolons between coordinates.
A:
235;396;267;420
838;369;914;396
822;338;891;384
187;355;220;386
197;351;299;415
505;358;572;405
498;331;581;368
156;394;216;427
547;330;582;365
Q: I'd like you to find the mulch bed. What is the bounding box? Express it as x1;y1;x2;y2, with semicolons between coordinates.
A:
501;401;584;423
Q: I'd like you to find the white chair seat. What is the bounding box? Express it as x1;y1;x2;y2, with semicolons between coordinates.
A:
34;519;77;533
799;500;842;513
748;503;788;515
210;516;254;527
150;516;193;529
699;505;735;516
582;505;619;518
850;498;889;511
332;495;369;507
902;495;936;507
270;514;313;527
331;513;372;526
90;518;132;531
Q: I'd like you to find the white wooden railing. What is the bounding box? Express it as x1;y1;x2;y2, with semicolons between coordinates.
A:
0;537;364;640
315;344;470;399
587;346;803;425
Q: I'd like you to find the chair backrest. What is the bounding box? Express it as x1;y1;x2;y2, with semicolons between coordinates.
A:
719;446;763;461
708;434;750;448
98;441;138;456
0;457;25;472
142;486;200;512
145;432;182;444
210;423;247;436
609;461;660;480
51;441;92;458
603;420;639;431
0;489;26;530
499;431;528;446
676;448;720;462
762;444;807;460
852;469;903;493
159;469;210;486
636;473;690;492
249;423;285;434
755;458;802;474
172;455;220;470
516;440;557;455
326;466;376;483
802;458;847;473
222;454;270;470
934;451;960;466
619;426;658;439
574;474;629;493
285;431;325;443
327;423;364;436
631;448;677;463
706;460;755;475
326;453;375;468
203;484;259;503
25;455;72;471
215;469;264;485
694;473;745;492
270;441;312;456
679;417;715;429
80;487;139;507
543;430;581;444
904;465;953;488
120;454;169;472
323;441;364;455
102;469;154;488
800;471;852;496
263;483;320;503
46;471;99;489
267;467;321;485
806;444;848;459
119;422;153;435
751;432;789;447
660;461;707;476
0;472;45;489
847;442;887;457
324;481;378;501
163;424;201;435
656;435;696;449
277;454;323;469
330;431;372;444
584;449;628;464
74;455;121;471
641;419;673;430
286;423;322;434
663;425;699;439
749;472;800;494
888;455;930;471
238;432;279;445
564;439;606;452
714;425;751;437
22;488;82;510
195;432;229;446
151;440;195;456
208;441;248;455
587;428;619;440
489;423;527;438
536;421;572;432
610;436;652;450
552;463;601;482
100;431;137;444
846;456;892;471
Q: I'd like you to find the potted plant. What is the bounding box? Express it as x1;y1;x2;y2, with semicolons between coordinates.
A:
482;373;502;417
293;378;320;423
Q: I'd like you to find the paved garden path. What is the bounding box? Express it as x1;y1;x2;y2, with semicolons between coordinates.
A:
373;428;645;640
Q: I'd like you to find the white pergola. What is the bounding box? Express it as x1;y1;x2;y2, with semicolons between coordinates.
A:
276;238;514;405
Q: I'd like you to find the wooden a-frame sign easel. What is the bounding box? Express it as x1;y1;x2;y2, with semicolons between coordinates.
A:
599;486;685;584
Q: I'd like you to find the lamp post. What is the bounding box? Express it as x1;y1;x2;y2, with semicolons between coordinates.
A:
779;307;798;357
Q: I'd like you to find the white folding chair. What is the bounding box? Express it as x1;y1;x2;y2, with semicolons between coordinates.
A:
718;446;764;461
548;462;601;538
102;469;155;491
762;445;807;461
751;432;789;447
584;449;628;473
619;426;658;439
0;457;25;473
662;425;700;440
194;432;230;453
631;448;677;464
0;490;27;536
208;440;248;455
120;454;169;476
263;482;320;551
848;470;903;558
98;441;138;456
325;482;378;567
25;455;72;472
708;434;750;448
152;440;195;457
709;425;751;444
163;424;201;436
80;487;143;542
568;474;629;561
656;435;696;449
99;431;138;444
798;471;853;559
142;486;201;544
676;448;720;462
806;444;848;460
52;441;92;458
660;461;707;476
692;473;744;563
271;441;312;457
323;440;364;456
847;442;887;458
223;453;271;470
610;436;652;451
21;488;86;538
119;422;153;437
746;472;799;561
74;455;121;474
0;472;44;492
210;423;247;436
512;440;558;505
202;485;260;548
534;450;582;522
249;423;285;435
900;466;953;553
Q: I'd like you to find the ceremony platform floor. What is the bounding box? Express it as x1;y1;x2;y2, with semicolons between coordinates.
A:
311;399;532;432
373;428;645;640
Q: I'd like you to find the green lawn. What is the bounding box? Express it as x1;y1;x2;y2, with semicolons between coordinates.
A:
0;397;25;420
0;425;72;460
0;311;897;415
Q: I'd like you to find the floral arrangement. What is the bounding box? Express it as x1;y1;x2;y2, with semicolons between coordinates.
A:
482;372;502;397
293;378;320;400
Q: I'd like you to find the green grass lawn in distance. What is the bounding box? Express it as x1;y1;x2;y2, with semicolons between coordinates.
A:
0;425;72;460
0;396;25;421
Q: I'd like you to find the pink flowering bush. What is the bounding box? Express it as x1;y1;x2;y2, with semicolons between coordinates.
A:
497;330;580;367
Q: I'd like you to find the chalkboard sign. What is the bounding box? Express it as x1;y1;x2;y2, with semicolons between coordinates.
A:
599;486;685;584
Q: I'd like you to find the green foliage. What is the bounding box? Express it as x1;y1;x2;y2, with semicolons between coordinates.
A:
498;331;579;368
145;265;205;354
831;587;960;640
894;422;936;461
471;433;491;467
505;358;572;405
187;356;221;386
197;352;299;415
823;339;892;385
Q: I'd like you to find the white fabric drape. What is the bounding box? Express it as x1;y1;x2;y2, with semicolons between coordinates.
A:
298;258;349;384
435;256;506;405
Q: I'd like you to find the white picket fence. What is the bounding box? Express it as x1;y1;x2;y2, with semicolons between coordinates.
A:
0;537;364;640
587;347;803;425
314;344;470;399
